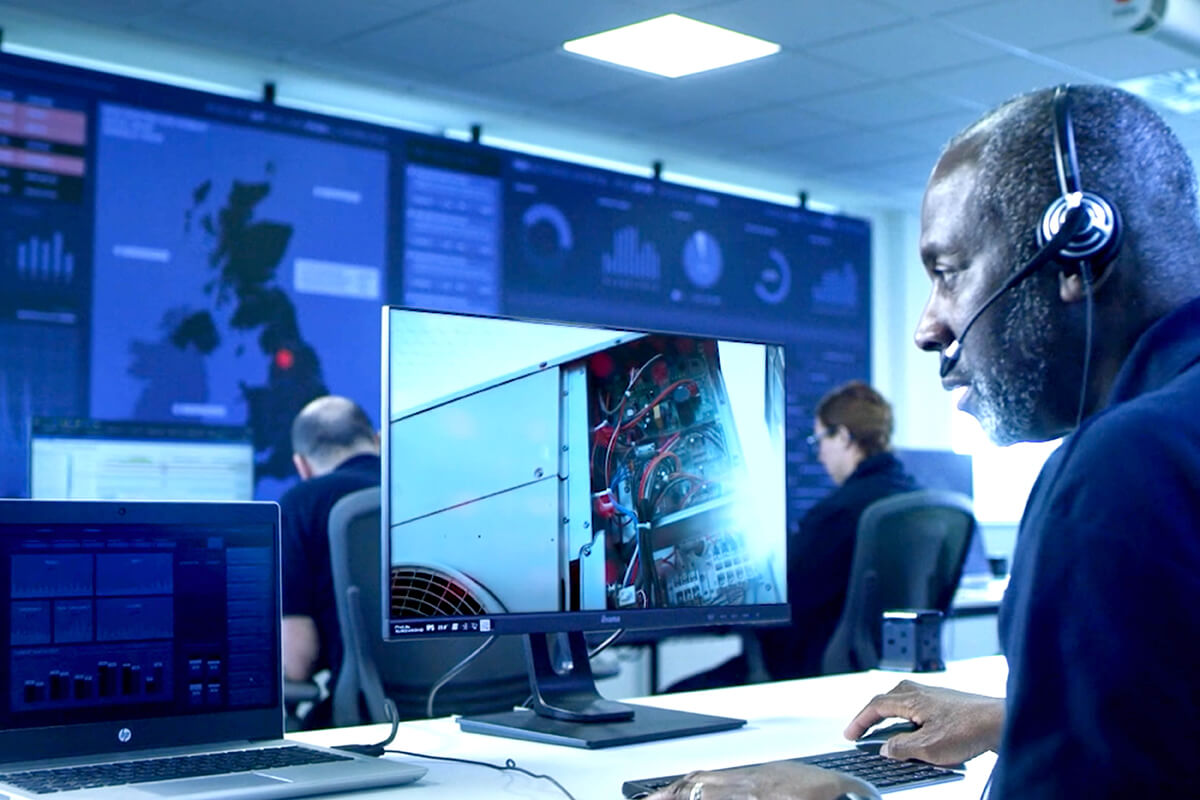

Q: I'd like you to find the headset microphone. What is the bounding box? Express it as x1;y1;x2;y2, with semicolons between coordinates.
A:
938;199;1087;379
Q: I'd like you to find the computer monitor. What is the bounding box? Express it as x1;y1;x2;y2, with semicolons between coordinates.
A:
29;418;255;502
382;307;788;746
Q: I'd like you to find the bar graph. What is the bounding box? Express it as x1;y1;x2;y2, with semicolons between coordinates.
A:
15;230;75;284
602;225;660;282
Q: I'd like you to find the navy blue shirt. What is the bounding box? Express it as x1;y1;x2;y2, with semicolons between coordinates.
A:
759;452;919;679
279;453;381;686
993;297;1200;798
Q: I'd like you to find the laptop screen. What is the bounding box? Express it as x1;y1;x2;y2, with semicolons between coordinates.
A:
0;501;282;760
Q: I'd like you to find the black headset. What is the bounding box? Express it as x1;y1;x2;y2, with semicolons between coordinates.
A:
939;85;1124;379
1037;85;1123;277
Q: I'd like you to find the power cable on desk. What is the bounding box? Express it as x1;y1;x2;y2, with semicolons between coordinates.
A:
332;699;402;757
384;748;578;800
331;700;578;798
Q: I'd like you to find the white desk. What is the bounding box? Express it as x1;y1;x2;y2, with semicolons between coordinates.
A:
290;655;1007;799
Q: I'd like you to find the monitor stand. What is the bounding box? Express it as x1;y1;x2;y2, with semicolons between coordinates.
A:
456;631;746;748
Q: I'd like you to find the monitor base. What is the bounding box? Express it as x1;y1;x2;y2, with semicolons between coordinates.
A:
457;702;745;749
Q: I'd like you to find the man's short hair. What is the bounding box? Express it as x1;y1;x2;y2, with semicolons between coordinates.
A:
943;85;1200;288
290;396;376;462
815;381;893;457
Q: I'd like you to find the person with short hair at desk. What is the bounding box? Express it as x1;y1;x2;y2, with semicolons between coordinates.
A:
651;84;1200;800
280;394;380;728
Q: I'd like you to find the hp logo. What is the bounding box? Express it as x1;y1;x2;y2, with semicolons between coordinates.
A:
117;728;132;743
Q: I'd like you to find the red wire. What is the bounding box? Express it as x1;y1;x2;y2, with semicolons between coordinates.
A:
617;380;696;432
637;450;682;502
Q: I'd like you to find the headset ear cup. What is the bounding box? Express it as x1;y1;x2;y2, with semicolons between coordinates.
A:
1037;191;1123;277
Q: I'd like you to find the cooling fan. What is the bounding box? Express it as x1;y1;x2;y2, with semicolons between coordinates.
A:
390;564;508;618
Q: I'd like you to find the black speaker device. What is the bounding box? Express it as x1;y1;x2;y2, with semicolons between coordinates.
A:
879;609;946;673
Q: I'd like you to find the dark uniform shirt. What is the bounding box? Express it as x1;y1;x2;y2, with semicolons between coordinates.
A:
279;453;381;694
759;451;919;680
994;296;1200;798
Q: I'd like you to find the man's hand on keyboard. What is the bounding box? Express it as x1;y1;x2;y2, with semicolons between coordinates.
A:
645;762;880;800
843;680;1005;767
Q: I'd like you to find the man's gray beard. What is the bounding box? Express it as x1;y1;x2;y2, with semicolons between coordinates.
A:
968;281;1054;446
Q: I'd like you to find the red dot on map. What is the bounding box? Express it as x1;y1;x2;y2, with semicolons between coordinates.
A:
274;348;295;370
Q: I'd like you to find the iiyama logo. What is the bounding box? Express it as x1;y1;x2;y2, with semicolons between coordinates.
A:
600;614;620;624
117;727;132;743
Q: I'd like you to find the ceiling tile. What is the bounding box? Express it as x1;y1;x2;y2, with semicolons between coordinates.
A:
799;81;977;128
557;73;778;130
177;0;429;47
454;50;648;106
938;0;1113;50
330;13;544;77
1;0;192;21
807;20;1006;79
689;0;910;49
713;51;879;103
916;55;1079;109
432;0;652;46
660;103;853;151
852;154;939;189
888;110;983;150
131;12;292;58
1040;32;1198;82
873;0;997;14
767;129;932;171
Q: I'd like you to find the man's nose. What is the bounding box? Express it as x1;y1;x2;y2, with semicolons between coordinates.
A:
914;296;953;353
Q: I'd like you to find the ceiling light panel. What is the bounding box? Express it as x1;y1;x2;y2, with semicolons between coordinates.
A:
562;14;781;79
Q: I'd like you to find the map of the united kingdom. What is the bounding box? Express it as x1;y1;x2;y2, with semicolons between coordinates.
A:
90;104;388;496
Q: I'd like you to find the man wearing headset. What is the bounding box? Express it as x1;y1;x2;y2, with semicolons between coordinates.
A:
651;84;1200;799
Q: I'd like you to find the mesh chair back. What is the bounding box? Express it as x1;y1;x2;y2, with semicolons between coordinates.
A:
328;486;528;726
821;489;976;674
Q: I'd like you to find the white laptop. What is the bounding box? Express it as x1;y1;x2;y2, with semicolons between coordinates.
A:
0;499;425;799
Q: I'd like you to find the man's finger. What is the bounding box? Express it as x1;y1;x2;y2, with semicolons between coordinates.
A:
843;695;914;740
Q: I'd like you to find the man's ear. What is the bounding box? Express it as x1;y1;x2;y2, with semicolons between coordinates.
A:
293;452;314;481
1060;264;1115;303
1059;270;1086;304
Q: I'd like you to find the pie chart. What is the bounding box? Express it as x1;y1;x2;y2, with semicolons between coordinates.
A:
682;230;723;289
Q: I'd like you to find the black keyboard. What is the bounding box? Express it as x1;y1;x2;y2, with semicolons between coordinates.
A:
622;748;964;797
0;745;351;795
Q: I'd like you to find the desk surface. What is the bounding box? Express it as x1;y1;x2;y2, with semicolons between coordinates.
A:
290;655;1008;799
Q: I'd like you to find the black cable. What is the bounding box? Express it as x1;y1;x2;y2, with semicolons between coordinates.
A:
332;698;401;757
426;635;497;719
1075;262;1095;429
385;748;578;800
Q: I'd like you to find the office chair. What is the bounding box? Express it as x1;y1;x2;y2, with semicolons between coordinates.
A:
821;489;976;675
326;486;529;726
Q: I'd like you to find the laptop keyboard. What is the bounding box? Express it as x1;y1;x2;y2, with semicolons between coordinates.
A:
0;745;351;794
622;748;963;797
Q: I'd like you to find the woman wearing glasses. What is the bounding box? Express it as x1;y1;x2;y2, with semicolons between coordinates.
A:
668;381;918;691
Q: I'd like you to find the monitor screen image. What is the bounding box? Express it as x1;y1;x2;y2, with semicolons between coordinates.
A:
382;307;787;746
29;418;255;501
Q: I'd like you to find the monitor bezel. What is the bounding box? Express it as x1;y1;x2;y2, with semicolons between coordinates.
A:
380;305;790;642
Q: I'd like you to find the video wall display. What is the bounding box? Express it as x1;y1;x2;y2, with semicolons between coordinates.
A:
0;51;871;523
